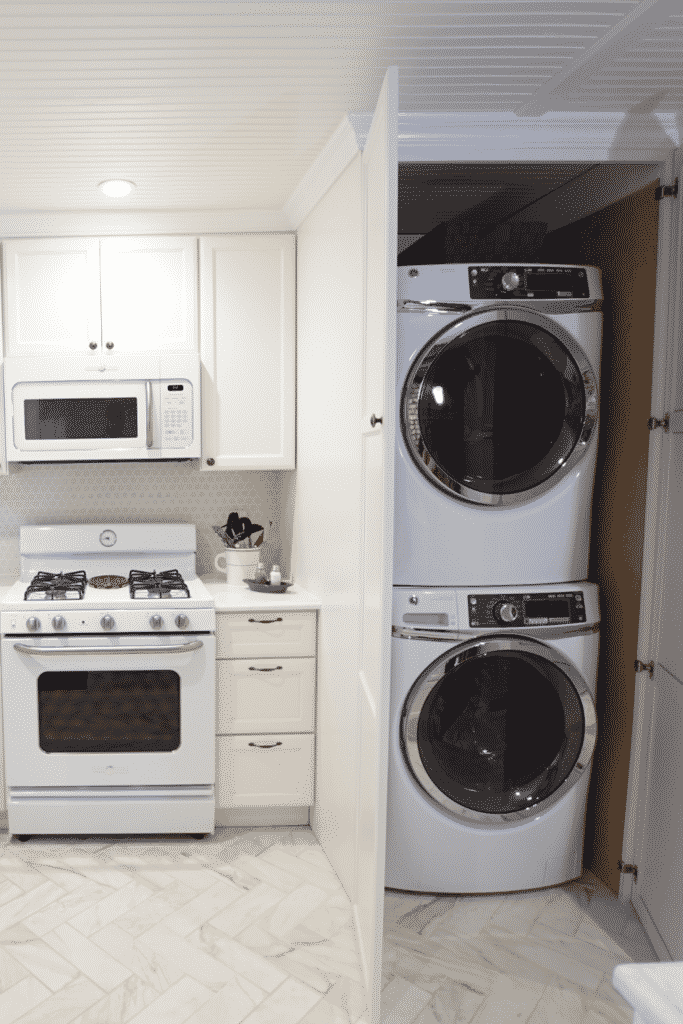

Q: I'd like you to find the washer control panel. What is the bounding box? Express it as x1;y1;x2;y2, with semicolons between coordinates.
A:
468;265;590;300
468;591;586;627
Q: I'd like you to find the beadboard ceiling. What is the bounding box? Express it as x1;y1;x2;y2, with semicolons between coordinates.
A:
0;1;681;212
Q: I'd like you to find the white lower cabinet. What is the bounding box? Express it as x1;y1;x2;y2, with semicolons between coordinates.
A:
215;610;316;826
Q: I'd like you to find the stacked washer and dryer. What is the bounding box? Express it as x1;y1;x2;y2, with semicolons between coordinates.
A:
387;262;603;894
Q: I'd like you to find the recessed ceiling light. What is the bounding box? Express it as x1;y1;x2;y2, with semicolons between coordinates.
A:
99;180;135;198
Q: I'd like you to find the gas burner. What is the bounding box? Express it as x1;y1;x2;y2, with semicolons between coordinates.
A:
24;570;87;602
128;569;190;600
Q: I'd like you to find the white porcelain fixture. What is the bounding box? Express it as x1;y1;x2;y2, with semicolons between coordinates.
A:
3;351;201;463
393;263;603;586
612;962;683;1024
0;523;216;838
386;582;599;893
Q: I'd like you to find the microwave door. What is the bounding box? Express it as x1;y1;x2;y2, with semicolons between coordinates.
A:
12;381;148;454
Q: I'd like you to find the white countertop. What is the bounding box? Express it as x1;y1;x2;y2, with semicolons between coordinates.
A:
612;962;683;1023
201;574;321;612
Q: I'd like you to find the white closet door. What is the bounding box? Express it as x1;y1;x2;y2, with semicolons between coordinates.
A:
355;66;398;1023
99;237;197;353
3;238;101;356
199;234;295;470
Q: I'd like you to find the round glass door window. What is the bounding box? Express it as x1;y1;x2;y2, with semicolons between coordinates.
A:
402;309;598;506
401;636;597;826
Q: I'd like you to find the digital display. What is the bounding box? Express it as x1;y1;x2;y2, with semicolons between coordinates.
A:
525;599;570;619
526;273;574;292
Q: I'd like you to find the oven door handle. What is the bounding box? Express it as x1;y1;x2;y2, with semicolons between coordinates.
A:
13;640;204;656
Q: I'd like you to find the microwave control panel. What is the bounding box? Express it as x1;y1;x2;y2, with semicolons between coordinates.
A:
467;591;586;627
160;381;193;448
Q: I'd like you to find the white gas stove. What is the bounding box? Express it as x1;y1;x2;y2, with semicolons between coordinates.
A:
1;524;216;840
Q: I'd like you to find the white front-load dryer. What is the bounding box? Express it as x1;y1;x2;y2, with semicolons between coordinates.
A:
394;263;602;587
386;583;599;894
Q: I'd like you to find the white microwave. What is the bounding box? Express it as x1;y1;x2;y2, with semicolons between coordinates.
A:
3;352;201;463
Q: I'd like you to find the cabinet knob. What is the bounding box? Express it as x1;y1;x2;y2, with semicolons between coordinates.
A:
370;414;383;428
206;458;215;466
89;342;98;350
105;341;114;350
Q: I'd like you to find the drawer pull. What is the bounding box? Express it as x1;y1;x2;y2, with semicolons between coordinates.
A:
248;617;283;624
249;665;283;672
248;741;283;749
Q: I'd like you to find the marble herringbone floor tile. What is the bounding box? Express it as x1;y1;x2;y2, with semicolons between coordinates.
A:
0;826;367;1024
382;871;656;1023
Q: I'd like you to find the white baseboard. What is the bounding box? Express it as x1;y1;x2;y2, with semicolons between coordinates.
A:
215;806;309;827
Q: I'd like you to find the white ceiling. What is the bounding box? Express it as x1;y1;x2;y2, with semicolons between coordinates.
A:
1;1;681;212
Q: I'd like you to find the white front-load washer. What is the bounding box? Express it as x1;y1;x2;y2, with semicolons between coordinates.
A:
386;583;599;894
394;263;603;587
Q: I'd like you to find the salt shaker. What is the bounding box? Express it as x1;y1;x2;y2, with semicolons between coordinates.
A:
269;564;282;586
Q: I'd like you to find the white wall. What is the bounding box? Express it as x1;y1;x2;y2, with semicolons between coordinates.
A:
289;153;364;899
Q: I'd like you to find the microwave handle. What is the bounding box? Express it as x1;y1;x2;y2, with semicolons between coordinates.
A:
146;381;153;448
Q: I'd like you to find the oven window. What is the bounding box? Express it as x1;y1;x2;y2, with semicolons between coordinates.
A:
37;670;180;753
24;397;138;440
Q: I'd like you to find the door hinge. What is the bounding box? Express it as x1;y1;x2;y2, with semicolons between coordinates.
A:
618;860;638;883
648;414;669;432
655;179;678;201
634;659;655;678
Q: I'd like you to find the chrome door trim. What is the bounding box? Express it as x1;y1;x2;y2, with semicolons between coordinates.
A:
393;622;599;642
399;298;602;315
13;640;204;656
401;305;599;507
400;634;598;828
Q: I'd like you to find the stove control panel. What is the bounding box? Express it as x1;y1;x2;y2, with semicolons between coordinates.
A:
468;265;590;300
1;607;215;635
468;591;586;628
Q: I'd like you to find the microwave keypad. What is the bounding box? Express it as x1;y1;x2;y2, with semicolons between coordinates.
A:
161;383;193;448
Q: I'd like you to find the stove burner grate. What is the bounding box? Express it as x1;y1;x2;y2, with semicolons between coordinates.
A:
129;569;190;600
24;570;87;602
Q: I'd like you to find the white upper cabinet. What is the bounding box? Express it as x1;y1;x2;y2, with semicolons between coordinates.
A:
2;236;197;357
3;238;101;356
199;234;295;471
99;237;197;353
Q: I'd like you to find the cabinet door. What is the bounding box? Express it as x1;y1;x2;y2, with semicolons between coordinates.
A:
199;234;295;470
100;237;197;353
3;238;101;356
217;657;316;734
216;612;316;659
216;733;314;808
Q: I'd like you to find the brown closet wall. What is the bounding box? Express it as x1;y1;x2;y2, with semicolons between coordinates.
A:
537;181;660;894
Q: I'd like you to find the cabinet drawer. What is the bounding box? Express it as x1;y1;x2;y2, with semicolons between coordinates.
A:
216;612;316;658
216;734;314;808
217;658;315;734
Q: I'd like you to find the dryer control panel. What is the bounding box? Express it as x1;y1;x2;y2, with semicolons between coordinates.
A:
468;591;586;627
468;265;591;300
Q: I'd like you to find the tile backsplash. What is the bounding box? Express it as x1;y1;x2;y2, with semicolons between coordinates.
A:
0;462;286;577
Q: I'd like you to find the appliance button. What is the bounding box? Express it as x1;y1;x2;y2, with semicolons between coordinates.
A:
409;595;418;605
26;617;40;632
101;614;115;631
52;616;66;631
175;614;189;629
150;614;163;630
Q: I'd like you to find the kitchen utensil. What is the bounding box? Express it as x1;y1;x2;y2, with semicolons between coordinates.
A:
244;579;293;594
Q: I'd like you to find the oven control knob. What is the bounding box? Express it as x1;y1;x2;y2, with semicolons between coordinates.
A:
495;602;519;624
175;614;189;629
52;616;66;631
101;615;115;631
501;271;521;292
26;617;40;632
150;614;163;630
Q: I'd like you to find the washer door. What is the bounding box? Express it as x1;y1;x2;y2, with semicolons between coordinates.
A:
401;635;597;827
401;307;598;506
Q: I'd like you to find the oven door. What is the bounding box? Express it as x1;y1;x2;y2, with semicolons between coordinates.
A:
11;380;148;455
1;633;216;786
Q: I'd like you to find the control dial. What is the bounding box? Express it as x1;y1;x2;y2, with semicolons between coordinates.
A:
150;614;163;630
26;617;40;632
52;616;66;631
494;602;519;624
175;614;189;629
501;271;521;292
101;615;115;631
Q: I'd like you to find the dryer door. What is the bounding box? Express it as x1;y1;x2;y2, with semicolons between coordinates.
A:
401;307;598;506
401;634;597;827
